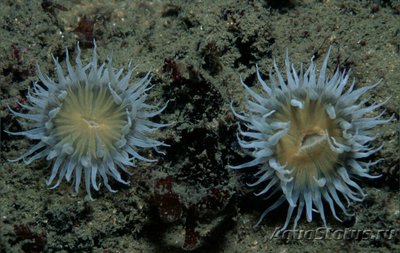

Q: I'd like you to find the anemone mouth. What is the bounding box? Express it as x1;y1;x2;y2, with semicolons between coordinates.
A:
53;85;127;158
275;98;343;186
300;131;325;150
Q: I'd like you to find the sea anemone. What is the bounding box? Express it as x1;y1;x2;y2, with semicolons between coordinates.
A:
230;47;391;232
7;42;169;199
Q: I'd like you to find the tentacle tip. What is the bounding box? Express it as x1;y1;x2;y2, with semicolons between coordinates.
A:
7;158;20;163
121;180;130;185
85;194;94;201
227;164;241;170
49;184;59;190
253;222;261;229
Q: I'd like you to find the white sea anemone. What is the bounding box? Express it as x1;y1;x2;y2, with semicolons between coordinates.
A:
230;47;391;232
7;42;169;199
